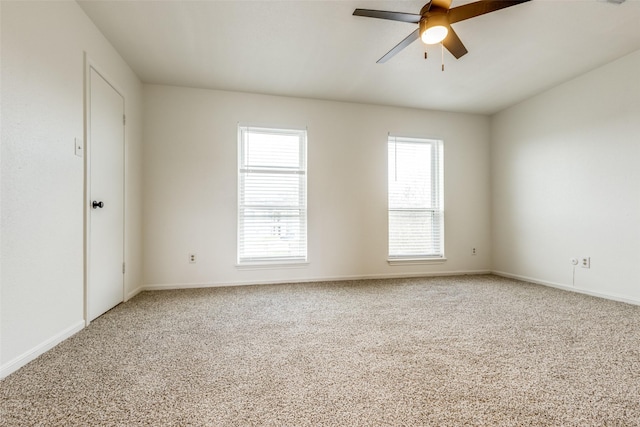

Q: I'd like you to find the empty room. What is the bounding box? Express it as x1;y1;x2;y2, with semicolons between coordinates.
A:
1;0;640;425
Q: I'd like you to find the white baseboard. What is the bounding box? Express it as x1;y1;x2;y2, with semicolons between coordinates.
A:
142;269;492;291
125;285;143;301
492;270;640;306
0;320;85;380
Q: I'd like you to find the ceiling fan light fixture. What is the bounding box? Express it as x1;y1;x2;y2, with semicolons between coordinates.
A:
420;15;449;45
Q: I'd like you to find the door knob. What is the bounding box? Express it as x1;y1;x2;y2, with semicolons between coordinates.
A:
92;201;104;209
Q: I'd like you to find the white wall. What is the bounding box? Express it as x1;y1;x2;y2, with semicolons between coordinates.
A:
1;1;143;377
143;85;491;288
491;49;640;303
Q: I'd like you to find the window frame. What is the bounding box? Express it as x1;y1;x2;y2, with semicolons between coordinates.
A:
387;135;445;263
237;125;308;266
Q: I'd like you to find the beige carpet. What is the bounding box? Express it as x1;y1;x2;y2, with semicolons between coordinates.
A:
2;275;640;426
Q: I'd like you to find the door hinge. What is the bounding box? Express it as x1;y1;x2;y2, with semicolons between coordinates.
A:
123;114;126;126
122;263;126;274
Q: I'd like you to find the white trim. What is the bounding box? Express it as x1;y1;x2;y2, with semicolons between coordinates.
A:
236;261;310;270
387;136;445;260
84;53;126;326
492;270;640;306
388;258;447;265
387;132;446;142
238;122;308;133
0;320;85;380
237;125;308;264
125;286;144;301
141;270;492;291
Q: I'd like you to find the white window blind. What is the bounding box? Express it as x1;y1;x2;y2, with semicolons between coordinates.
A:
388;136;444;259
238;126;307;264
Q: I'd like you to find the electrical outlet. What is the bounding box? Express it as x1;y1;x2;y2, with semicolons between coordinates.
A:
189;253;197;263
580;257;590;269
570;258;579;266
471;247;477;256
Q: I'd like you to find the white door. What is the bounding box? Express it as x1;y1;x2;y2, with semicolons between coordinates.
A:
88;67;125;321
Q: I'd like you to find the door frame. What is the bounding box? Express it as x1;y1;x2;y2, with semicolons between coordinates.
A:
83;54;126;326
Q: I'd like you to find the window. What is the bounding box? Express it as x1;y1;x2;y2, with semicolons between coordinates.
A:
388;136;444;260
238;126;307;264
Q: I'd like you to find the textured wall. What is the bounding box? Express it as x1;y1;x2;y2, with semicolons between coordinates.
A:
142;85;492;288
491;49;640;303
1;1;143;376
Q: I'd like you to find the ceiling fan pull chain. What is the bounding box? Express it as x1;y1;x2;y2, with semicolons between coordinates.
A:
441;42;445;71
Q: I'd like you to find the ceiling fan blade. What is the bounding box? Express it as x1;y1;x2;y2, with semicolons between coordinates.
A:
448;0;531;24
377;29;420;63
442;26;468;59
419;1;433;16
353;9;421;24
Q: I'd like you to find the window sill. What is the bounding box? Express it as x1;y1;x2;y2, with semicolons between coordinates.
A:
387;257;447;266
236;261;309;270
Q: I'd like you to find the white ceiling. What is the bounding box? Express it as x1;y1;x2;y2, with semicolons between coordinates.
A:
78;0;640;114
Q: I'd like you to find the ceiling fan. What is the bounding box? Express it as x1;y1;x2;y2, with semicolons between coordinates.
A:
353;0;532;63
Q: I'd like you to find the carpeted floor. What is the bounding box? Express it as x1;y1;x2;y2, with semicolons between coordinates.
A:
2;275;640;426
